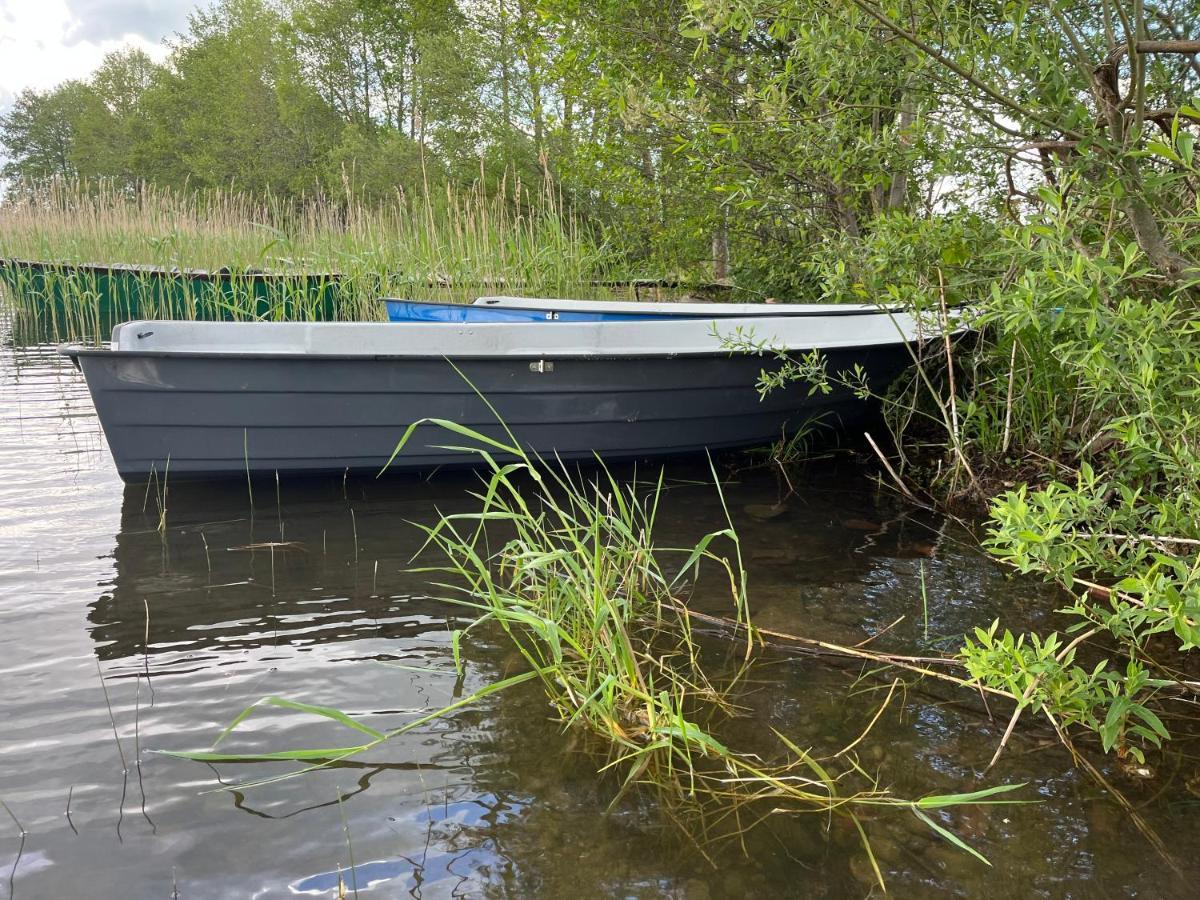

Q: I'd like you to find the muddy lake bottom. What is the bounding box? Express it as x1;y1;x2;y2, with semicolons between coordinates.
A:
1;311;1199;898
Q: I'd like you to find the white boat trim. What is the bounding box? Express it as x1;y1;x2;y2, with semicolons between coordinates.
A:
107;311;937;358
472;295;887;316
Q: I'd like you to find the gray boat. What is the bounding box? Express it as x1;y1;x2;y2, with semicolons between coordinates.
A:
61;309;939;482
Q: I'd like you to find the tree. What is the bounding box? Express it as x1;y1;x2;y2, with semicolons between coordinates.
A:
289;0;406;128
709;0;1200;284
71;49;163;183
0;83;96;181
137;0;342;193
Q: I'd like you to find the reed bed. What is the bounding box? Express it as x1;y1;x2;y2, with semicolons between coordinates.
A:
0;176;631;336
166;413;1021;887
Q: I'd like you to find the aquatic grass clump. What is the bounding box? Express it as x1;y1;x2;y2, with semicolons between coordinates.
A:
406;434;754;811
164;414;1023;886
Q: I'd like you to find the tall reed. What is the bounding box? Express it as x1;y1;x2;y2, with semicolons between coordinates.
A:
0;176;632;335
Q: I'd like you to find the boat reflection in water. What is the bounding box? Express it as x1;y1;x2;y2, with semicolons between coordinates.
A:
90;473;488;663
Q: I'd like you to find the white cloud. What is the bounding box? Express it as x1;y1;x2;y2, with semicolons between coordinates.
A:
0;0;183;111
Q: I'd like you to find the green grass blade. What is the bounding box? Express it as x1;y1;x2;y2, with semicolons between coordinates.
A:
912;808;992;866
916;782;1027;808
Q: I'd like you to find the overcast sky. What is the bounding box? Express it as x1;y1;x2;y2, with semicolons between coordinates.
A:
0;0;195;113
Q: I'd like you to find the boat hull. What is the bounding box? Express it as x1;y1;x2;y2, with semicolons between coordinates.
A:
71;346;912;482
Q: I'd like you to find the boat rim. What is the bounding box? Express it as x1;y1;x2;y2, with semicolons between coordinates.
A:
466;295;913;316
60;341;920;363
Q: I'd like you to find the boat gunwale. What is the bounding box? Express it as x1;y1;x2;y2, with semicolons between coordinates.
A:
61;341;918;363
467;295;938;318
392;297;914;319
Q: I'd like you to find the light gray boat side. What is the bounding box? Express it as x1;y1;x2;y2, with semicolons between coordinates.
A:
65;312;930;482
105;310;931;355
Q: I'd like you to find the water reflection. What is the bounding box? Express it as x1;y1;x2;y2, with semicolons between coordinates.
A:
91;476;488;664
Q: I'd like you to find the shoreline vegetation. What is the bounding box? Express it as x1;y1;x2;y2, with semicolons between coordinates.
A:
0;177;640;332
3;0;1200;881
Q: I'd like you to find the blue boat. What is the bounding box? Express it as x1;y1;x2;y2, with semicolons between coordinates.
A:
385;297;899;323
384;299;678;323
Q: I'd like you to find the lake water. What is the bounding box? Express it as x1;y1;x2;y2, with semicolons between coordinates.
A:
2;310;1198;898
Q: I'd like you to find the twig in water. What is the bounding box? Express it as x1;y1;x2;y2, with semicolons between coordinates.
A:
835;678;901;759
156;456;170;534
2;798;26;900
133;676;142;767
243;428;254;514
336;788;360;900
132;675;156;833
864;431;917;501
854;615;906;649
919;562;930;642
0;801;24;836
142;598;154;705
65;785;78;835
95;656;128;772
200;530;211;575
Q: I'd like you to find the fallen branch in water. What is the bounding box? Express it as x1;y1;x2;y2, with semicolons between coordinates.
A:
864;431;918;501
670;601;1018;700
1050;720;1181;877
677;598;1185;873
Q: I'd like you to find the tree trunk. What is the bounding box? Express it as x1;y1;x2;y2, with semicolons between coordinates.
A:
712;214;730;281
409;44;418;140
887;97;916;211
499;0;512;166
361;34;371;123
562;92;574;151
1092;55;1194;280
517;0;545;160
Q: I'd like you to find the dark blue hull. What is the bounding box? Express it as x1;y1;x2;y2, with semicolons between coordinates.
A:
69;344;913;481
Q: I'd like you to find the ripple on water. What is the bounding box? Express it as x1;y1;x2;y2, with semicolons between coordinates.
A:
1;313;1198;898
